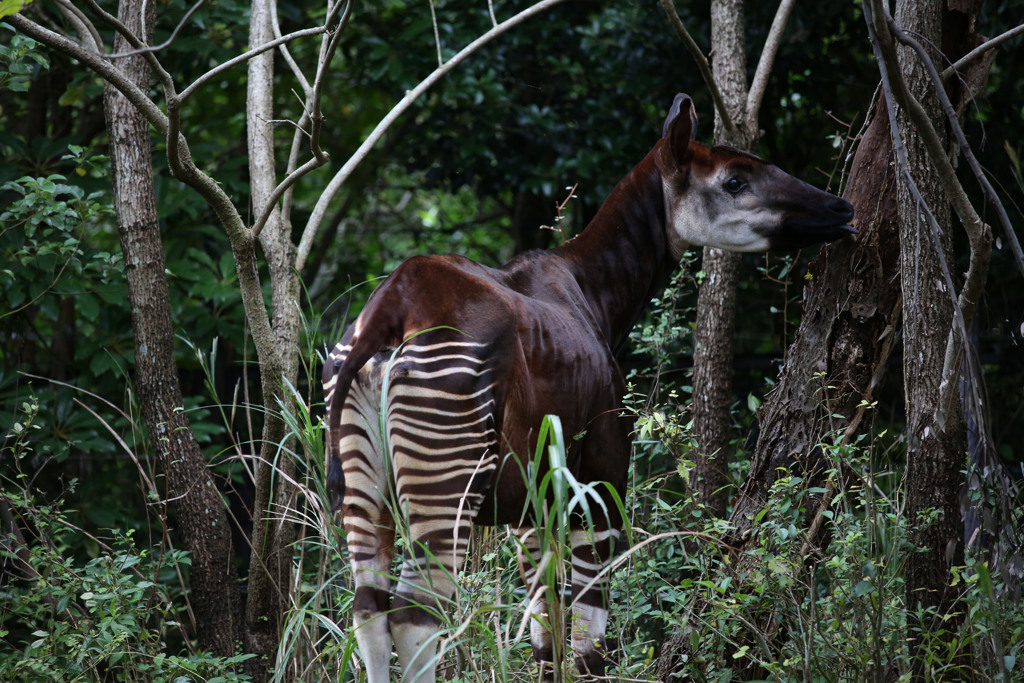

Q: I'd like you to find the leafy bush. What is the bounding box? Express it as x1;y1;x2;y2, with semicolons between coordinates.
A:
1;398;253;682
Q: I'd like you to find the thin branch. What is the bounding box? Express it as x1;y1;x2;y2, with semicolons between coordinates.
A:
281;115;309;222
253;155;329;240
865;0;988;285
252;0;352;239
943;22;1024;81
271;0;312;95
54;0;103;51
308;0;353;154
297;0;572;272
102;0;206;58
872;2;995;305
657;0;736;136
429;0;444;67
179;24;329;102
884;11;1020;279
73;0;177;94
862;0;992;430
745;0;797;128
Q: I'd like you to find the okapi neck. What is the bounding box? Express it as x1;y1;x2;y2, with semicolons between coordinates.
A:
556;148;679;353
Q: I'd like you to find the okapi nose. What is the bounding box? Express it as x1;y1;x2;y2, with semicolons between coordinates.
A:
829;196;854;220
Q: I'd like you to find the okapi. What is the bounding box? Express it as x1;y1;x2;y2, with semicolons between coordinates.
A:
322;93;855;681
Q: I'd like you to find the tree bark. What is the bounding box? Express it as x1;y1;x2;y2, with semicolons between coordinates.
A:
102;0;240;658
690;0;755;518
894;0;970;674
690;249;739;516
734;95;900;537
243;0;300;676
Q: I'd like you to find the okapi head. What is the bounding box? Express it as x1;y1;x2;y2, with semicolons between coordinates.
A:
656;93;855;258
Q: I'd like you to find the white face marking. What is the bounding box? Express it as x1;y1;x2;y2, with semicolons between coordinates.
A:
663;165;782;257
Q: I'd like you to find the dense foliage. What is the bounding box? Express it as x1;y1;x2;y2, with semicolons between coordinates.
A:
2;0;1023;679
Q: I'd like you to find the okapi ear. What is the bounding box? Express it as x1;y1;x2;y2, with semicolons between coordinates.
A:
662;93;696;167
659;93;700;171
662;93;689;137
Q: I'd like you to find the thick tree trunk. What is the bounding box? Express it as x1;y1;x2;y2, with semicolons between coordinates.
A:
894;0;970;674
657;97;902;681
103;0;240;658
732;96;900;543
243;0;300;676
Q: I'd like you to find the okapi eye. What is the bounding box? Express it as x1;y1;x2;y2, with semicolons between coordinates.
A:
724;176;747;195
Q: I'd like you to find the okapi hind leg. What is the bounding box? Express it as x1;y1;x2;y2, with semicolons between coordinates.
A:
382;339;502;682
335;376;397;683
569;525;619;677
388;502;485;682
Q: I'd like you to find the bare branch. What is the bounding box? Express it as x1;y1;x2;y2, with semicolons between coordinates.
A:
884;11;1021;278
254;153;328;241
862;0;993;429
745;0;797;128
54;0;103;51
943;23;1024;81
102;0;206;59
297;0;572;272
281;115;310;222
308;0;353;156
73;0;177;93
252;0;352;239
179;24;329;102
657;0;736;136
271;0;312;95
429;0;444;67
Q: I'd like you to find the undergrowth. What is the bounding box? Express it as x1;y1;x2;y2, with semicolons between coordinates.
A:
3;285;1024;681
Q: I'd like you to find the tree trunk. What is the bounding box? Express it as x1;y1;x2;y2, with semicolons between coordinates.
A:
894;0;969;674
243;0;300;676
731;95;901;550
690;0;754;518
103;0;240;658
657;96;902;680
690;249;740;516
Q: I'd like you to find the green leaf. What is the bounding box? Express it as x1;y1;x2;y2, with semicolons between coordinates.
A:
0;0;33;20
976;561;992;595
76;292;100;322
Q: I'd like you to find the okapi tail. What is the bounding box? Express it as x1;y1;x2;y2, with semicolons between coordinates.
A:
324;295;405;511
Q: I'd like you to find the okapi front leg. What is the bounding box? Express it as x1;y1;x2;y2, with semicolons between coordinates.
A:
516;526;557;682
570;526;619;677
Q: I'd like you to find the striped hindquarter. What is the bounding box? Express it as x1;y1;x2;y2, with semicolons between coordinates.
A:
325;339;501;682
